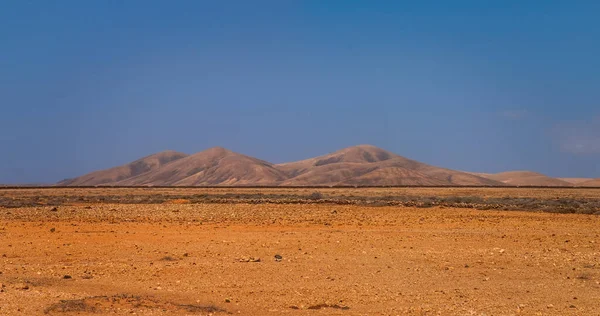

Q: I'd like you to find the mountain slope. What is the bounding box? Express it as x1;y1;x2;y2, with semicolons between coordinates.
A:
576;179;600;187
472;171;573;187
559;178;594;185
58;151;188;186
117;147;287;186
277;145;502;186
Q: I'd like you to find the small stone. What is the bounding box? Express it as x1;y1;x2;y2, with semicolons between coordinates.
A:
15;283;29;290
569;305;576;308
50;228;56;233
238;256;260;263
546;304;554;309
183;253;189;257
50;207;58;212
225;298;231;303
63;275;72;279
274;254;283;262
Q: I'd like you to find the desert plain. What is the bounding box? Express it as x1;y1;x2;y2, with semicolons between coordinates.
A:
1;187;599;315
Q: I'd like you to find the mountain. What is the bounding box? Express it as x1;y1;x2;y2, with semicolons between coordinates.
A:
57;150;188;186
472;171;573;187
276;145;502;186
576;179;600;187
116;147;287;186
60;145;591;187
559;178;594;185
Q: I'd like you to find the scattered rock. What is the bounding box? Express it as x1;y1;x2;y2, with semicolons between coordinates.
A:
183;253;189;257
307;304;350;310
546;304;554;309
63;275;72;279
274;254;282;262
50;227;56;233
225;298;231;303
238;257;260;263
569;305;576;308
15;283;29;290
50;207;58;212
331;210;337;214
289;305;300;309
0;283;5;292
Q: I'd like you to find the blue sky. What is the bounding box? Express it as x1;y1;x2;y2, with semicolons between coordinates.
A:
1;1;599;183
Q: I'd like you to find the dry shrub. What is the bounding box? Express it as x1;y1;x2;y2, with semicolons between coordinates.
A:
164;199;191;204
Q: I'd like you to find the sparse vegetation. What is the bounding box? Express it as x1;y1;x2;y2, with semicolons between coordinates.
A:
43;294;227;314
308;191;324;200
159;256;178;261
1;188;599;215
44;299;96;313
307;303;350;310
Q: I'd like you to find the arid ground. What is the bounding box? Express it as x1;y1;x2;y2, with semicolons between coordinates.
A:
1;188;599;315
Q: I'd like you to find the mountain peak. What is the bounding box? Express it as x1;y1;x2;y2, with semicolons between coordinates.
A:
57;150;188;186
329;145;397;163
203;146;232;153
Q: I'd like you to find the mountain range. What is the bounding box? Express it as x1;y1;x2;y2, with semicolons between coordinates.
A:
58;145;598;187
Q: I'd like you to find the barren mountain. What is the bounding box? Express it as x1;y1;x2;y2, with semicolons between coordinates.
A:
117;147;287;186
61;145;587;187
58;150;188;186
576;178;600;187
276;145;502;186
558;178;594;185
473;171;573;187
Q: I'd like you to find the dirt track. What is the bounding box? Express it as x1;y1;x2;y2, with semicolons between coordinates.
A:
1;189;600;315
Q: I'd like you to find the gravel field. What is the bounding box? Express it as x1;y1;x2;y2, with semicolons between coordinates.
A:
1;188;599;315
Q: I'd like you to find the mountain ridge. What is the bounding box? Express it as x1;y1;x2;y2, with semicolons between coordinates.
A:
58;150;188;186
58;145;592;187
470;171;574;187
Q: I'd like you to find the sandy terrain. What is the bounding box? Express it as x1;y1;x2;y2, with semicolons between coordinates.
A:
1;188;599;315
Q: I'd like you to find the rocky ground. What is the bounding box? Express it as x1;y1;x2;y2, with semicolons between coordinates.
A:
1;188;599;315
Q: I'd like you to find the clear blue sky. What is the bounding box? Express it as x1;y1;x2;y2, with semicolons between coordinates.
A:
1;1;599;183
